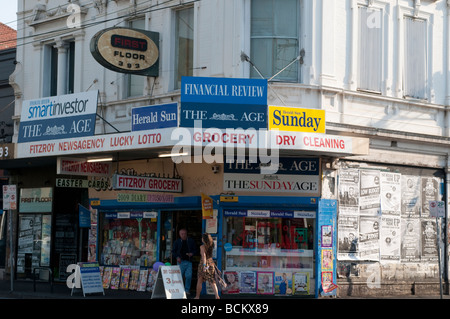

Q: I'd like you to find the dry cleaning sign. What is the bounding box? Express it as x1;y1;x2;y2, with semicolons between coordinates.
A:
90;27;159;76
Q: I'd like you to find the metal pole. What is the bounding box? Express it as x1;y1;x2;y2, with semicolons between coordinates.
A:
9;209;13;292
437;216;443;299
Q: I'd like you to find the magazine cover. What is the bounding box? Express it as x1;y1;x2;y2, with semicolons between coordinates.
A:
293;272;309;295
257;271;274;294
128;267;140;290
239;271;256;294
119;266;131;290
102;267;113;289
222;271;239;294
138;269;149;292
274;272;292;295
110;267;120;289
146;270;157;292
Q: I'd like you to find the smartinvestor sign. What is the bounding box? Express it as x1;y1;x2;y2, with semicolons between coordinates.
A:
180;76;267;129
18;91;98;143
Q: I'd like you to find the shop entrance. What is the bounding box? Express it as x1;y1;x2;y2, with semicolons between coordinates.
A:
160;210;202;294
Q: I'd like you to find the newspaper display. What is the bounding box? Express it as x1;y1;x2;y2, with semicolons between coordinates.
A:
337;168;442;264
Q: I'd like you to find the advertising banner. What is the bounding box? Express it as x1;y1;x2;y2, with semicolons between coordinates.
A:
224;157;320;195
180;76;267;129
18;91;98;143
268;106;326;133
112;174;182;193
132;103;178;131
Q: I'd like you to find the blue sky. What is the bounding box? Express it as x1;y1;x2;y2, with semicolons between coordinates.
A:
0;0;18;30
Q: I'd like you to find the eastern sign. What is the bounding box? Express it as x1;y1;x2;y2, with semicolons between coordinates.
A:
90;27;159;76
18;91;98;143
132;103;178;131
180;76;267;129
269;106;326;133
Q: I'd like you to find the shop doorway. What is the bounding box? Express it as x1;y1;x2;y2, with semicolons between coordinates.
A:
160;210;202;293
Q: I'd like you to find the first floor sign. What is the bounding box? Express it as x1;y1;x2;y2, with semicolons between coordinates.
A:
151;266;186;299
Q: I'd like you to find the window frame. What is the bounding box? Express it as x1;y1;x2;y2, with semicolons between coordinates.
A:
246;0;302;83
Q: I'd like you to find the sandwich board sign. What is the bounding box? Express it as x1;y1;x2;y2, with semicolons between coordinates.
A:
71;262;105;297
151;265;186;299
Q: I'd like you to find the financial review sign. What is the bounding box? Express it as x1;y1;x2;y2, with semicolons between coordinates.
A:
180;76;267;129
18;91;98;143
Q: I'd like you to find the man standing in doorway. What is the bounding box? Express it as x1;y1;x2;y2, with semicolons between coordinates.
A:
172;228;198;295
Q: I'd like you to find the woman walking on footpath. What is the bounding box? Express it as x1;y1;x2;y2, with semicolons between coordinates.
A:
195;233;220;299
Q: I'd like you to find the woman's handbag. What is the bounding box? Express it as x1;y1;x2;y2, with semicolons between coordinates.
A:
214;264;227;290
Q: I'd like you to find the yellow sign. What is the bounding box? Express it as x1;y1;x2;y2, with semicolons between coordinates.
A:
268;106;326;133
90;200;101;206
201;193;214;219
220;196;238;202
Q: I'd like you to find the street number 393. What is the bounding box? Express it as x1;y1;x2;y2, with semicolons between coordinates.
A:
0;146;9;158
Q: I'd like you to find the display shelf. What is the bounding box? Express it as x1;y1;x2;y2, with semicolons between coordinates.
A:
226;247;313;257
225;246;314;276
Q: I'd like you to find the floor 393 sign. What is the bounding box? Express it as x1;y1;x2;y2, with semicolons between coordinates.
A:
90;27;159;76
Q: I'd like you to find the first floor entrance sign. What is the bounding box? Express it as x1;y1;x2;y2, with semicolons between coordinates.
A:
151;265;186;299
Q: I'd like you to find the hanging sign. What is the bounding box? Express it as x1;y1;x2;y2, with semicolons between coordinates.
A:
90;27;159;76
201;193;214;219
151;266;186;299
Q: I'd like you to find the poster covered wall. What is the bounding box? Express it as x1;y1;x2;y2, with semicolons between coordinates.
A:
337;167;442;264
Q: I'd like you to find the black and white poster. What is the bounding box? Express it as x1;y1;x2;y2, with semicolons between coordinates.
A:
421;220;438;262
421;177;439;218
380;216;401;262
401;175;421;218
380;172;401;215
338;169;360;207
337;214;359;260
359;216;380;261
359;170;380;216
400;218;421;262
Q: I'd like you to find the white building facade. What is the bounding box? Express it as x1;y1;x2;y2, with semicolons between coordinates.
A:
7;0;450;297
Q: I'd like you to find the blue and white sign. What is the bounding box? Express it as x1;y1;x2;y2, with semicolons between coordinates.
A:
224;157;320;175
181;76;267;105
18;91;98;143
180;76;267;129
132;103;178;131
223;209;316;219
180;102;267;129
224;157;320;195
